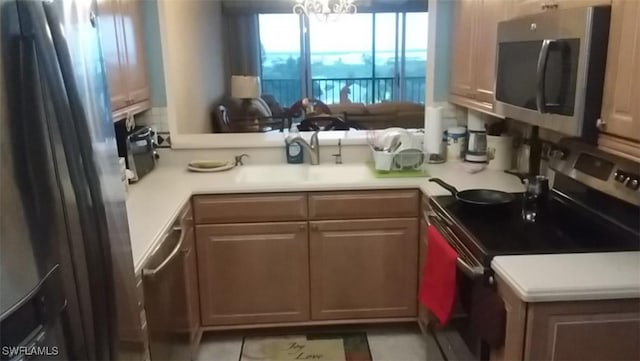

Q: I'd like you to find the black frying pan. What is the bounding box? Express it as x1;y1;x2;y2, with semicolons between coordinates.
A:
429;178;516;207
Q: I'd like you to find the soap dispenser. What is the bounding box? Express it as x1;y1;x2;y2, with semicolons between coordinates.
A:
286;124;304;164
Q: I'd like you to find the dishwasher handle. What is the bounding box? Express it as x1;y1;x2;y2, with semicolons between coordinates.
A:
142;224;186;278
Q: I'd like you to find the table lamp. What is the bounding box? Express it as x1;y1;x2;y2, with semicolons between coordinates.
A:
231;75;261;118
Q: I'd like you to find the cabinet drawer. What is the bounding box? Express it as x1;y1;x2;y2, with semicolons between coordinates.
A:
309;190;419;220
193;193;307;224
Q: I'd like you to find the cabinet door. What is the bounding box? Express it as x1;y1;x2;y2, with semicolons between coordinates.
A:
97;0;129;111
555;0;611;10
449;0;477;99
513;0;545;16
196;222;310;326
515;0;612;16
473;0;515;104
119;0;150;104
600;0;640;143
524;299;640;360
310;218;419;320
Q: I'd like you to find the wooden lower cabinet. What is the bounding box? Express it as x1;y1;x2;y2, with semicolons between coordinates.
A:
309;218;419;320
524;300;640;361
196;222;310;326
492;276;640;361
491;276;528;361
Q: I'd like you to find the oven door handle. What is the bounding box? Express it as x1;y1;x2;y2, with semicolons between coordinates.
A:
426;213;485;279
456;258;484;278
536;39;555;114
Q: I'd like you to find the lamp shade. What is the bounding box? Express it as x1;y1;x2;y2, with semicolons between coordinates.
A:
231;75;261;99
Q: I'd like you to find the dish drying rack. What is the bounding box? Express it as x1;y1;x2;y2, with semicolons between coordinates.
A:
371;146;426;172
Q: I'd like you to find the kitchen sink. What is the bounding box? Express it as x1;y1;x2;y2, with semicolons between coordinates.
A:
306;165;370;182
234;164;370;184
234;165;308;183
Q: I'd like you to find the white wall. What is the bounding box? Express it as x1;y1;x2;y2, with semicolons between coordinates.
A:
158;0;226;134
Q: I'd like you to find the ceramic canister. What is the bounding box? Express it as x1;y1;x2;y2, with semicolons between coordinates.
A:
487;135;514;170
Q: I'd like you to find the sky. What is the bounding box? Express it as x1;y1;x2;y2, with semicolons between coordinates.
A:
259;12;429;54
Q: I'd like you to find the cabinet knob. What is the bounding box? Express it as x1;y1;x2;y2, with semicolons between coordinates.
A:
310;224;318;231
299;224;306;230
596;118;607;131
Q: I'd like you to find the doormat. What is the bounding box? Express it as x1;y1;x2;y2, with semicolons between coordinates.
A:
240;332;372;361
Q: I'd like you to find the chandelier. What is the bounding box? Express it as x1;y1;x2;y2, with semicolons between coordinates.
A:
293;0;358;21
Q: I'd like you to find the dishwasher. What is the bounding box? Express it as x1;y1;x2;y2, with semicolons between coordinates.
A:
142;208;200;361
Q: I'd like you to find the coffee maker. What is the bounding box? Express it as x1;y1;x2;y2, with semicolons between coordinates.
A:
464;111;488;164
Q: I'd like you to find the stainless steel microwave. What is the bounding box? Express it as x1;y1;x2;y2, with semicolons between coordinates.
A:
494;6;611;143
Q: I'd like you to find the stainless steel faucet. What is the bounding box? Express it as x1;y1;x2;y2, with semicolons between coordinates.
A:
286;130;320;165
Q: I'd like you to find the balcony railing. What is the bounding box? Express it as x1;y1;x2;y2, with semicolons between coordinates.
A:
262;77;426;109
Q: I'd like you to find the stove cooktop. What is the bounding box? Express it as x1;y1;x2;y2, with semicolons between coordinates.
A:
430;193;640;267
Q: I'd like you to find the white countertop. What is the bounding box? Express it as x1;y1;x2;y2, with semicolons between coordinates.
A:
125;161;524;273
492;252;640;302
125;159;639;303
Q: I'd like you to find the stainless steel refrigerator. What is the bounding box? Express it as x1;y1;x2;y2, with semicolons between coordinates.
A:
1;0;138;359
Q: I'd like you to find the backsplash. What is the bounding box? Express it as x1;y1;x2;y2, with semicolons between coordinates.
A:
135;107;171;147
156;144;373;167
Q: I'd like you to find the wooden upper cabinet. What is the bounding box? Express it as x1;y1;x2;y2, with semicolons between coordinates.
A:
599;0;640;159
98;0;150;116
473;0;515;104
118;0;150;105
449;0;476;99
309;218;419;320
97;0;128;111
196;222;310;326
449;0;515;113
555;0;611;9
513;0;545;16
514;0;611;16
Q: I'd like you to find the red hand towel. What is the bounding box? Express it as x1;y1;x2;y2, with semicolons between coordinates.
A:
419;225;459;325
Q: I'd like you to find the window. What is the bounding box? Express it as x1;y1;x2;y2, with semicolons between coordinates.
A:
259;14;302;108
259;12;428;108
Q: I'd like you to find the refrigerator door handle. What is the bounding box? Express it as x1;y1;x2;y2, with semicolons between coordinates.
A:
7;325;46;361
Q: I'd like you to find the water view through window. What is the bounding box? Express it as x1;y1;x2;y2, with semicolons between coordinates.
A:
259;12;428;108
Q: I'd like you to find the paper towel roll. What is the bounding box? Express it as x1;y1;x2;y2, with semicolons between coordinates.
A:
425;106;444;154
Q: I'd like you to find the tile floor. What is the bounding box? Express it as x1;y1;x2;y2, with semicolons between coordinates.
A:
196;324;443;361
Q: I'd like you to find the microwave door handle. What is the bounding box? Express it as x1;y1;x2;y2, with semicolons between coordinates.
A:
536;39;555;114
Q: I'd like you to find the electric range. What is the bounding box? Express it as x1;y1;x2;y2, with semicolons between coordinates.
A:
429;139;640;270
426;138;640;361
